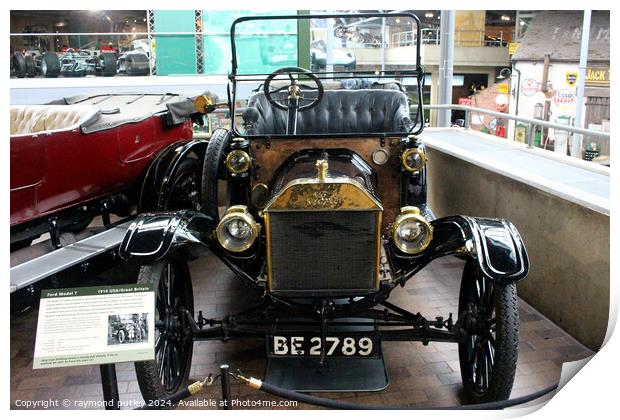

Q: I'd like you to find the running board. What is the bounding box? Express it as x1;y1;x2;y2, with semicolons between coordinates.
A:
10;221;132;293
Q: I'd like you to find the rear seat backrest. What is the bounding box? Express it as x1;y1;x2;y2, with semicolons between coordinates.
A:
10;105;100;136
244;89;413;135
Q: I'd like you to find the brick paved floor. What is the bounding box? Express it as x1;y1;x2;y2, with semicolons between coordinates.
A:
10;254;594;410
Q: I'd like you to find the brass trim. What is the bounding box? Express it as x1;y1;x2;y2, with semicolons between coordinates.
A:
225;150;251;174
216;205;260;252
288;84;302;99
194;95;228;114
264;177;383;212
401;147;426;172
391;206;433;254
315;159;328;181
264;177;383;294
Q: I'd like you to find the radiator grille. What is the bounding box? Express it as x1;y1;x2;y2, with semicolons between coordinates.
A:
267;210;380;297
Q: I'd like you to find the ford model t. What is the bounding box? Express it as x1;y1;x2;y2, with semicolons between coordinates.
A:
119;12;528;406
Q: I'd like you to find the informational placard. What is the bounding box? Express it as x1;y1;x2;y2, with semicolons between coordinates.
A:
33;284;155;369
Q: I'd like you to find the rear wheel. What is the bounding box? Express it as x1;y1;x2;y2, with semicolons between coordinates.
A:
13;52;27;78
458;259;519;403
42;53;60;77
100;53;117;77
134;259;194;405
25;55;36;77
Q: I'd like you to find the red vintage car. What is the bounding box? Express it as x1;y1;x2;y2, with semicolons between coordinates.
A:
10;93;207;249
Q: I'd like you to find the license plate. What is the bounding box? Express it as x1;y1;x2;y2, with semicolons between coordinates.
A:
268;334;379;357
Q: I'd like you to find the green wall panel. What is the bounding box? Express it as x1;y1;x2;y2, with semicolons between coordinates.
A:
153;10;196;75
202;10;298;75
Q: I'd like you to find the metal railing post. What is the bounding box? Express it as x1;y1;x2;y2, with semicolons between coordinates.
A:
526;123;535;148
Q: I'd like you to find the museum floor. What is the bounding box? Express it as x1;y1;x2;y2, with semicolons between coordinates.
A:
11;254;594;410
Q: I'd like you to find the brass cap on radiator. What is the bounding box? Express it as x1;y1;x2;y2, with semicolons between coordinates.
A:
315;159;328;181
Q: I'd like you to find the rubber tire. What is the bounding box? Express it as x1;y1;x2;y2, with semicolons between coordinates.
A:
13;52;27;78
201;128;233;222
100;53;117;77
126;54;148;76
134;260;194;406
25;55;36;78
42;53;60;78
458;259;519;403
117;329;126;344
159;158;202;211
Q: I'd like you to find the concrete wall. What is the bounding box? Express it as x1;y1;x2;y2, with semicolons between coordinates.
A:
425;147;609;351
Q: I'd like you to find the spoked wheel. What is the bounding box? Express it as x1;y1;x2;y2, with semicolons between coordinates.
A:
135;259;194;404
159;158;202;211
458;259;519;403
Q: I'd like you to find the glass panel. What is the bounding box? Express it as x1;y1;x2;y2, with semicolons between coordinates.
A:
231;13;421;137
153;10;196;75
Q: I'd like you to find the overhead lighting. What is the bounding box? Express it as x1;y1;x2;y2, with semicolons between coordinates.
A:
501;15;511;21
425;12;434;18
519;20;526;26
395;18;400;23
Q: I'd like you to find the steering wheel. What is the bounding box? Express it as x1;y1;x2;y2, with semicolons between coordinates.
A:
263;67;324;112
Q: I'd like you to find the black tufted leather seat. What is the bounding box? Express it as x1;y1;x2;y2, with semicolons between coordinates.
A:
243;89;413;135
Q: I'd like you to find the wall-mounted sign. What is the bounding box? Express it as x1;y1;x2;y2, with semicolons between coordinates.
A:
458;97;472;106
508;42;520;55
521;78;539;96
566;72;578;87
497;83;510;94
554;89;576;109
585;67;610;86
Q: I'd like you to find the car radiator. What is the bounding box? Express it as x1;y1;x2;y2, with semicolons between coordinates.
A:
266;210;381;297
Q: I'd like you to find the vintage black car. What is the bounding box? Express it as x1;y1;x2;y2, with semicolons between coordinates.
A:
119;12;529;406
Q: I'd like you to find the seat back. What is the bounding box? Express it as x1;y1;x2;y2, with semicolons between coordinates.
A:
243;89;413;135
10;105;100;136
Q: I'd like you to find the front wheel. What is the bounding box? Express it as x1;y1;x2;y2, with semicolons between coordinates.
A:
458;259;519;403
134;259;194;405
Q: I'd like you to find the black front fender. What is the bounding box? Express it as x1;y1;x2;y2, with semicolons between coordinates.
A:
389;215;529;284
119;210;215;265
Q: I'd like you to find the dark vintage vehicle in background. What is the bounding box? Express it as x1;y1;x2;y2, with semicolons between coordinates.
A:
119;13;529;406
10;93;208;251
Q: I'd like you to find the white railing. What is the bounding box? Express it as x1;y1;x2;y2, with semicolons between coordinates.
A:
391;29;510;47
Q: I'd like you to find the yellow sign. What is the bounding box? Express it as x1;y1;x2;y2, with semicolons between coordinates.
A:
566;72;578;87
585;67;610;86
497;83;510;94
508;42;520;55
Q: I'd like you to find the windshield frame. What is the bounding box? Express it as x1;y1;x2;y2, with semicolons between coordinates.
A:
228;12;424;139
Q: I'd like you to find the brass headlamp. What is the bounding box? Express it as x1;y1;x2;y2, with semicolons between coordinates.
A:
216;205;260;252
391;206;433;254
194;95;228;114
401;147;426;172
225;150;251;174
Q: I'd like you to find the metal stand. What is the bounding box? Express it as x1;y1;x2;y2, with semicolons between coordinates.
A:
220;364;232;410
99;364;120;410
